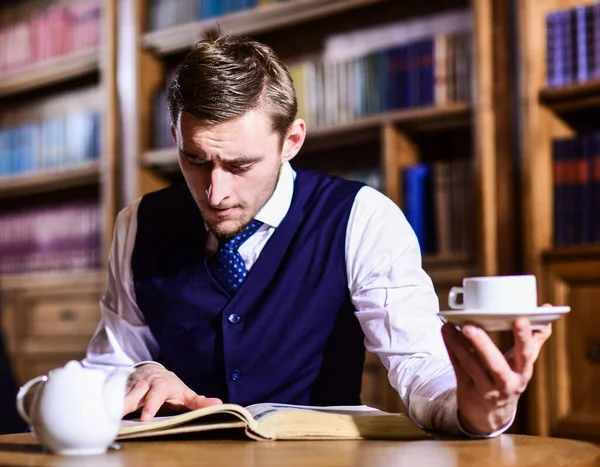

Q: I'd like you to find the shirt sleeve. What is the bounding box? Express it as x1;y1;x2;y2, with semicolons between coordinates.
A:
81;199;161;371
346;186;508;436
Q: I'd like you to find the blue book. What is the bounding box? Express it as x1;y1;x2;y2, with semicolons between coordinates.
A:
554;11;565;87
386;46;399;110
576;5;588;83
420;39;435;106
561;10;573;86
398;44;409;109
378;49;390;113
593;132;600;243
7;129;17;175
403;163;433;253
546;12;557;87
581;134;594;244
0;131;7;176
407;42;419;108
553;139;567;246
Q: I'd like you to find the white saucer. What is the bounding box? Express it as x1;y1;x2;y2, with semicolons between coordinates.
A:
438;306;571;332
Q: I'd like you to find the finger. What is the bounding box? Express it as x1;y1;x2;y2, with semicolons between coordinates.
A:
461;324;514;386
190;396;223;410
123;381;149;416
182;387;223;410
533;322;552;343
141;387;169;422
514;320;553;375
442;323;494;391
446;344;474;388
513;318;534;375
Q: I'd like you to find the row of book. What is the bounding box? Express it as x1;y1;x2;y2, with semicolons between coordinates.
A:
291;31;472;130
151;30;471;147
0;202;101;275
148;0;291;30
553;133;600;246
0;111;100;178
150;9;472;148
0;0;101;77
546;4;600;89
403;160;473;255
329;161;473;256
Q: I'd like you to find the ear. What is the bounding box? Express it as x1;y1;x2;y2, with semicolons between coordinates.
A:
171;123;177;142
281;118;306;164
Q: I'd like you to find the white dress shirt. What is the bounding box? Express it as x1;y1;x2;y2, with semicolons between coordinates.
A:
83;162;508;436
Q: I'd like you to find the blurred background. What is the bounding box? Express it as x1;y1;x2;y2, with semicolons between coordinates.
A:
0;0;598;442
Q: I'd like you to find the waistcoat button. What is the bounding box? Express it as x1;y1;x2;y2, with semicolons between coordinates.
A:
228;314;242;324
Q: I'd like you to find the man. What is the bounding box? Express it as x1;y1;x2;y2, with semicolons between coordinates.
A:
83;35;551;436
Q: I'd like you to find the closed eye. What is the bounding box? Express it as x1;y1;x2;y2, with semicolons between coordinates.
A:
184;156;209;167
227;164;253;174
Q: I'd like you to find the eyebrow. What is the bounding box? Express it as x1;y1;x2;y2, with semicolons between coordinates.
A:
180;150;263;165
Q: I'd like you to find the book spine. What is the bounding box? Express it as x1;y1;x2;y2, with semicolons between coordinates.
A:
576;5;588;83
553;139;565;246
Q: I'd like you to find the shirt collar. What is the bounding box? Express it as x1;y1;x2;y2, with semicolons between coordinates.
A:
254;161;295;229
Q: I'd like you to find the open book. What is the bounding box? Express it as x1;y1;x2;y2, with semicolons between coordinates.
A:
118;403;430;441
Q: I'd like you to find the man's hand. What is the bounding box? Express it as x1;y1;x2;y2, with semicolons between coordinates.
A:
124;364;222;421
441;317;552;435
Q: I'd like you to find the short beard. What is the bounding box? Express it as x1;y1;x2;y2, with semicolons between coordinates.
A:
211;165;281;241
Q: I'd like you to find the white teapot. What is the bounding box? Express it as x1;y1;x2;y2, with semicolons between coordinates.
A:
16;360;133;455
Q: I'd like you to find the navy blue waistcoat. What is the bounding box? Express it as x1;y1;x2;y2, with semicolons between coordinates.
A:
132;169;366;406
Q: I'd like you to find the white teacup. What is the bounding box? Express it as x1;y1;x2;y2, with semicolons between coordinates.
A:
448;275;538;311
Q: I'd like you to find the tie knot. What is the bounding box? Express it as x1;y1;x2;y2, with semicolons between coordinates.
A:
220;220;263;251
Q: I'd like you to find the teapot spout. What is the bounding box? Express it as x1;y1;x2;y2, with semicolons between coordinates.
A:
104;367;134;423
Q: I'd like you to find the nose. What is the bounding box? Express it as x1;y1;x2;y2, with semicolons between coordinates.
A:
207;167;231;207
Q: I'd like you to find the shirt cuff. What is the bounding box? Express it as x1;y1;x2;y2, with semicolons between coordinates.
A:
455;408;517;439
132;360;165;369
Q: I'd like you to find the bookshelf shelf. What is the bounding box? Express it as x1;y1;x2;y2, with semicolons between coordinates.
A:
142;0;386;56
144;147;178;172
422;252;474;268
539;80;600;113
0;49;100;98
0;270;103;292
0;161;101;199
542;246;600;262
143;104;472;171
307;104;471;143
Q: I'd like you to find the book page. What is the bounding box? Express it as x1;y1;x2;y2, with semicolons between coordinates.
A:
119;404;254;436
245;403;386;421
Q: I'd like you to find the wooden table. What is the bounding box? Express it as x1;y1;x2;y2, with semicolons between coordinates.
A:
0;433;598;466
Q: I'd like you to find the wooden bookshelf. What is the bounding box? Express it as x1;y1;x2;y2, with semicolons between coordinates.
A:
0;48;100;98
518;0;600;442
0;0;119;387
0;161;101;199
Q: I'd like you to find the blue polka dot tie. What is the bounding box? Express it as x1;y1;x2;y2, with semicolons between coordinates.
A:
208;220;263;295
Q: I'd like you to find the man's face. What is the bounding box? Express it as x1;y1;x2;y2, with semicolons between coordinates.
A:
173;109;304;238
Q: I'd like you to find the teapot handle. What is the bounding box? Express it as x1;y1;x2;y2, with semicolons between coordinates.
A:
16;375;47;426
